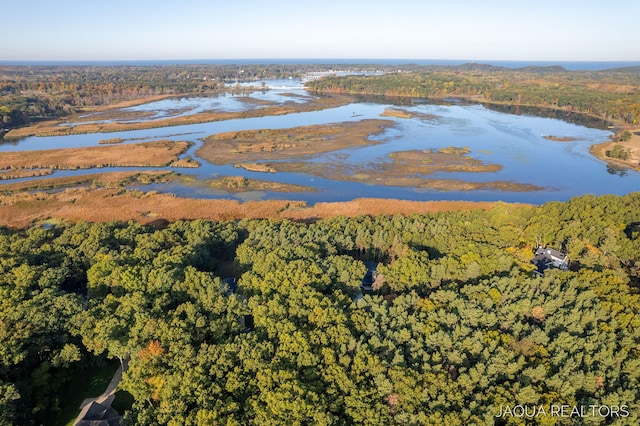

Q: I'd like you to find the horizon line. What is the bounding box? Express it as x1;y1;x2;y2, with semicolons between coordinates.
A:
2;57;639;63
2;58;639;72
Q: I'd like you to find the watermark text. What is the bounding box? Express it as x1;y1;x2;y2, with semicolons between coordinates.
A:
495;404;630;418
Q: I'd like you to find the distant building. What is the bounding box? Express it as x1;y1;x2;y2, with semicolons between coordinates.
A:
74;400;120;426
222;277;238;297
362;262;378;292
533;246;569;274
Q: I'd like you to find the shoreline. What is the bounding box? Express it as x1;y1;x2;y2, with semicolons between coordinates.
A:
589;127;640;172
2;94;353;139
4;90;629;172
1;93;636;222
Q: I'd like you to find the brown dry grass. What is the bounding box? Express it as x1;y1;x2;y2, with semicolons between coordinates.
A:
0;141;191;170
235;96;278;106
387;149;502;174
98;138;125;144
0;188;301;228
590;128;640;171
281;198;507;220
380;108;413;119
0;188;524;229
0;171;175;193
271;147;540;192
413;179;541;192
90;95;175;110
170;157;201;168
380;107;439;121
0;169;54;180
205;176;315;193
197;119;393;165
235;163;278;173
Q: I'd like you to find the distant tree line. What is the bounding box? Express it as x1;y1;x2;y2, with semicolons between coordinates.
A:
306;65;640;125
0;64;343;131
1;193;640;424
4;63;640;133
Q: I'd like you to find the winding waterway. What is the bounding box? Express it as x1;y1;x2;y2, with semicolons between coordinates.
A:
1;80;637;205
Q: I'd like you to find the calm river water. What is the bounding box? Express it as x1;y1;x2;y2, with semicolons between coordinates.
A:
1;80;637;205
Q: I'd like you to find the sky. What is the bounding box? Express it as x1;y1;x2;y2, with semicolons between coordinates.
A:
3;0;640;62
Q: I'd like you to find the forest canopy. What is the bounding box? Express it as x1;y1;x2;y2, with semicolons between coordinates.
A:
1;193;639;425
305;65;640;125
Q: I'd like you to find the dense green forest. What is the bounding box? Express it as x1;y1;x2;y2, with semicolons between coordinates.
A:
1;193;640;425
305;65;640;125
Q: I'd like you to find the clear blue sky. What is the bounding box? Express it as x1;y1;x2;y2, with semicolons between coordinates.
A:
3;0;639;61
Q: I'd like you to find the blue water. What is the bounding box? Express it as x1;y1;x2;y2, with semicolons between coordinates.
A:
2;59;639;71
1;83;638;205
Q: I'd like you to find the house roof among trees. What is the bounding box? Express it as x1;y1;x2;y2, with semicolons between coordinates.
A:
75;401;120;426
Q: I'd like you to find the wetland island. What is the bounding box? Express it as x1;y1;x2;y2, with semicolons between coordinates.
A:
0;64;639;223
2;63;640;225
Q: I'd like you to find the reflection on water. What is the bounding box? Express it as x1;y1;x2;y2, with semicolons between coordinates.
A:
1;82;638;205
607;164;628;177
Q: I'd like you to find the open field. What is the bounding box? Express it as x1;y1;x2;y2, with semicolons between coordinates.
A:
196;119;394;164
4;95;353;139
0;140;191;171
0;187;511;228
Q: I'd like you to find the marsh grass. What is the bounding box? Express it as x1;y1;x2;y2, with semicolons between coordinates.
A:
0;187;513;228
205;176;315;193
272;147;529;191
234;163;278;173
0;169;54;180
0;171;175;193
197;119;394;165
170;156;201;168
0;141;191;171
